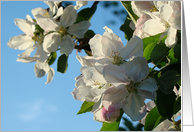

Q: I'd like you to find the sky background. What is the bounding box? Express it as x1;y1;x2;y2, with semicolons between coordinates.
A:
1;0;194;131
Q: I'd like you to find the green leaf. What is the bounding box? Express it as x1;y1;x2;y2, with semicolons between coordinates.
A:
120;1;139;25
150;36;170;68
167;43;181;64
142;34;161;61
100;109;124;131
120;16;133;41
77;101;95;115
47;52;57;65
144;106;165;131
157;70;181;94
57;54;68;73
84;29;95;38
76;6;97;23
155;90;176;120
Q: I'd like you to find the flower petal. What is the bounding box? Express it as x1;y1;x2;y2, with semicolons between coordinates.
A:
143;19;166;35
60;35;75;55
123;92;146;121
89;34;104;57
60;5;77;27
160;4;173;22
165;27;177;48
124;56;149;83
120;36;143;60
7;34;34;50
68;21;91;38
45;67;54;84
43;32;61;53
137;78;158;100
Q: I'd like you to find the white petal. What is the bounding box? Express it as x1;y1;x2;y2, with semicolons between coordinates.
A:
43;32;61;53
102;86;128;111
168;10;181;30
60;5;77;27
35;44;50;63
124;56;149;83
74;1;88;10
71;86;91;101
17;56;37;63
18;44;37;57
7;34;34;50
45;67;54;84
123;93;146;121
160;4;173;22
103;64;129;88
120;36;143;60
14;18;34;36
85;87;106;103
68;21;91;38
89;34;104;57
143;19;166;35
137;78;158;100
165;27;177;48
60;35;75;55
76;54;102;66
34;63;46;78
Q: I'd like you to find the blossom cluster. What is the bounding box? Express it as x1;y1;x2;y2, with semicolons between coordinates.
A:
7;1;90;84
131;1;181;48
72;26;158;123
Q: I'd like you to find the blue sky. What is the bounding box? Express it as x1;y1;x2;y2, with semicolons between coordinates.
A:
0;1;133;131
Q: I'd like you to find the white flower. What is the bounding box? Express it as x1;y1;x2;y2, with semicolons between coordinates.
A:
101;56;158;121
7;15;36;50
88;26;143;66
142;2;181;47
74;1;88;10
32;5;91;55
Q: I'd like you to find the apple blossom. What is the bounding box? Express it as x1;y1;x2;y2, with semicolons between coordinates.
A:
88;26;143;66
101;56;158;121
32;5;91;56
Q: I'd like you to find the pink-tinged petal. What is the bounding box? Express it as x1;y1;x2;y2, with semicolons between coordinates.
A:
45;67;54;84
89;34;104;57
100;107;120;123
165;27;177;48
120;36;143;60
103;64;129;88
124;56;149;83
102;86;128;111
43;32;61;53
132;1;154;17
14;18;34;37
123;92;146;121
137;78;158;100
60;35;75;55
7;34;34;50
68;21;91;38
143;19;166;35
60;5;77;28
168;10;181;30
160;4;173;22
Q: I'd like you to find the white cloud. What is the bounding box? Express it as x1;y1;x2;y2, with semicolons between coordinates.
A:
16;99;58;122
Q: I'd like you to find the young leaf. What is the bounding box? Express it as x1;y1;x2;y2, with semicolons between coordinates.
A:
57;54;68;73
77;101;95;115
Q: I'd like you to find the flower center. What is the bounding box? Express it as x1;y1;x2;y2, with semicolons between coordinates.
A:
150;5;159;12
42;11;50;18
93;80;105;89
161;19;170;28
32;34;44;44
125;81;138;94
58;26;67;36
109;51;124;66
